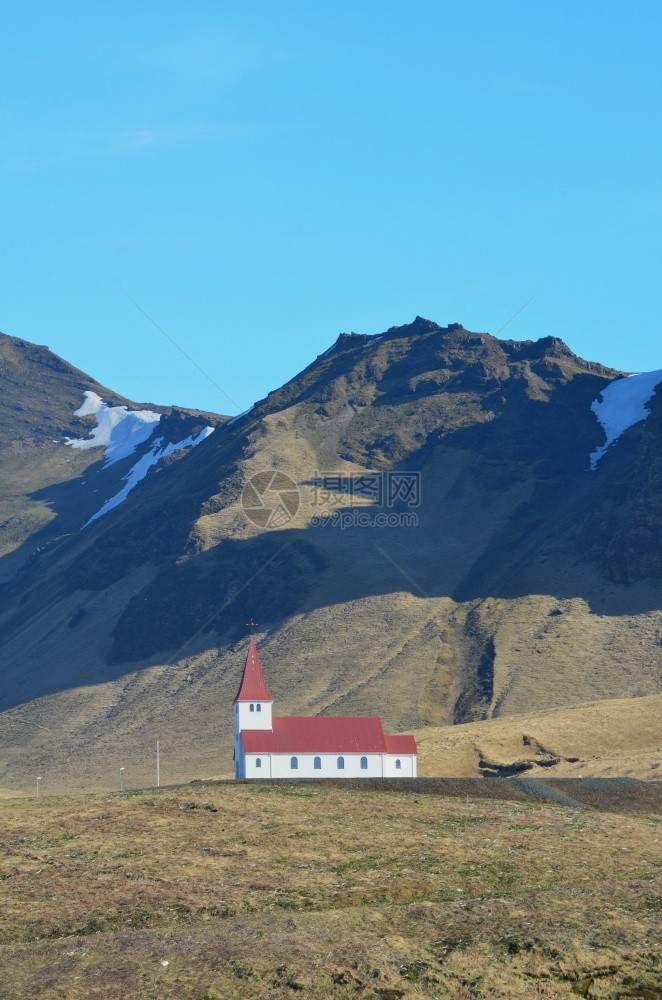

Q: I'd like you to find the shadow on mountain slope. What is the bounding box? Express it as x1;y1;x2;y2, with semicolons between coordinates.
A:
0;388;660;712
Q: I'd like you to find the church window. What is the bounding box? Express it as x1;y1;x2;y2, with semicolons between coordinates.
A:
249;704;254;712
395;759;401;769
360;756;368;769
314;756;321;769
256;703;261;712
290;756;298;770
256;758;261;768
337;756;345;770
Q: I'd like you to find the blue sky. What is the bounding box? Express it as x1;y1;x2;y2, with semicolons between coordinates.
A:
2;1;661;415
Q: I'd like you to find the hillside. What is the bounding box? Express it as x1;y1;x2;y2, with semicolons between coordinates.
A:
414;694;662;782
0;319;660;792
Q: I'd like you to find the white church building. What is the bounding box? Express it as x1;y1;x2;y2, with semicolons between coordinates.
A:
234;636;418;779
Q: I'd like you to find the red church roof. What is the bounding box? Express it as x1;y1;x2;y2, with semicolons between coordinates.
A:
235;636;272;702
384;734;418;755
241;715;417;755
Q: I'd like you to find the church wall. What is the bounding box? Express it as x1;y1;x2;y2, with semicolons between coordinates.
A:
235;700;272;732
383;754;417;777
234;737;245;779
244;753;272;778
269;752;385;778
241;752;417;779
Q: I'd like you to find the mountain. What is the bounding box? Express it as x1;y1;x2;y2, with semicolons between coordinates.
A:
0;319;660;792
0;333;221;574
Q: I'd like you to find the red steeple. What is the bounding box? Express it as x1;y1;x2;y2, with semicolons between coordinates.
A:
234;636;272;702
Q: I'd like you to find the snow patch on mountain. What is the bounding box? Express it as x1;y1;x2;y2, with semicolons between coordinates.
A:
590;369;662;469
65;391;162;467
85;425;214;526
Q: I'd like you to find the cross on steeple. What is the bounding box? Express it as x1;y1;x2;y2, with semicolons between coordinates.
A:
246;618;258;634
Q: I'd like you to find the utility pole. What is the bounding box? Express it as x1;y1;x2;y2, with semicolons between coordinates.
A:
119;767;124;792
156;740;160;788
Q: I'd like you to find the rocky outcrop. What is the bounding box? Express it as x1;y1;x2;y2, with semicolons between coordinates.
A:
477;735;578;778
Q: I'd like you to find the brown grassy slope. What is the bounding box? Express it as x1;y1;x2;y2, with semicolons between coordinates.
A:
414;693;662;782
0;782;660;999
1;593;660;795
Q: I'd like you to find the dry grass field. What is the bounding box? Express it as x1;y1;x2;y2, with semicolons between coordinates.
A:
0;782;659;998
